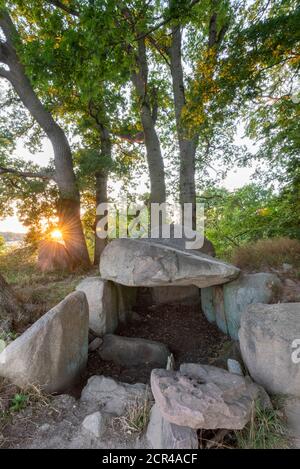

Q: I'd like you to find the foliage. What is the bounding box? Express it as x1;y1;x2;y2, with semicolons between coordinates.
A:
0;246;89;319
9;393;28;412
0;0;299;262
202;183;300;258
0;236;5;252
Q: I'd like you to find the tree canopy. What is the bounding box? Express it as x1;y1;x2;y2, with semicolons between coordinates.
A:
0;0;299;263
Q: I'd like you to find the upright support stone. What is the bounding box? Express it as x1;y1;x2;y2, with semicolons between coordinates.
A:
76;277;137;336
0;291;89;393
76;277;118;336
201;273;281;339
200;287;215;323
146;404;198;449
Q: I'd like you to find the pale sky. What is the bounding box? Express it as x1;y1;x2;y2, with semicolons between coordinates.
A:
0;129;258;233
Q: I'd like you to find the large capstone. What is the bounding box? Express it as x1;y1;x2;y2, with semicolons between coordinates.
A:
0;291;89;393
151;364;259;430
100;238;239;288
239;302;300;397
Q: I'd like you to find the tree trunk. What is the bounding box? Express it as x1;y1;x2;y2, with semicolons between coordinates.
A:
169;25;198;228
131;37;166;204
0;273;25;330
94;170;108;265
0;10;90;268
92;123;111;265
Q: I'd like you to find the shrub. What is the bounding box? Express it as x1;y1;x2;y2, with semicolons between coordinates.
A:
231;237;300;271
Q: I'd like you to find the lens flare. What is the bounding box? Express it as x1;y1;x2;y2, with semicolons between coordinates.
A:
50;229;63;242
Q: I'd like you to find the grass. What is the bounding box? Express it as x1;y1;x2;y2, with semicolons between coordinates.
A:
234;400;289;449
0;245;95;325
0;378;52;447
230;237;300;272
114;392;153;435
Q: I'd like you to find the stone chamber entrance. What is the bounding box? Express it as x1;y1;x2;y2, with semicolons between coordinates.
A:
81;285;228;391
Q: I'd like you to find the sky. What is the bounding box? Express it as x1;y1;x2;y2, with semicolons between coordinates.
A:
0;130;258;233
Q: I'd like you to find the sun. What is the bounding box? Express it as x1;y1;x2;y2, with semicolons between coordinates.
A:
50;229;63;242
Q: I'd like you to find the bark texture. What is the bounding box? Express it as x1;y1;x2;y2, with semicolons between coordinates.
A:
94;121;110;265
169;25;198;227
131;37;166;204
168;1;228;228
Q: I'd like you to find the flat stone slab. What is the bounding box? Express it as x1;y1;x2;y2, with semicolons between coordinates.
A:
100;238;239;288
0;291;89;393
151;364;258;430
81;375;150;416
99;334;169;368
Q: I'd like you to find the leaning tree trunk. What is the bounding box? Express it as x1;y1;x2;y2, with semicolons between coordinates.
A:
0;273;25;331
131;37;166;204
0;10;90;268
169;24;198;229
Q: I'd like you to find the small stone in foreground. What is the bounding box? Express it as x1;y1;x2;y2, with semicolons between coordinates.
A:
82;411;106;438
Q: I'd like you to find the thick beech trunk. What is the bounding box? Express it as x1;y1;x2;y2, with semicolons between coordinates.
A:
132;37;166;204
169;25;198;228
0;10;90;268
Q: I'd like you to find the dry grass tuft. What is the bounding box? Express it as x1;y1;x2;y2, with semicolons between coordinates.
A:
231;238;300;272
113;392;153;435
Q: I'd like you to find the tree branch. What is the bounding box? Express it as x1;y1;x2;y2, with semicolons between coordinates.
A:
147;35;171;67
137;0;201;40
44;0;79;17
0;165;54;180
114;131;144;144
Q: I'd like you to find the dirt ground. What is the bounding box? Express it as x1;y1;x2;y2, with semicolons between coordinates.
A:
0;298;228;448
85;300;227;387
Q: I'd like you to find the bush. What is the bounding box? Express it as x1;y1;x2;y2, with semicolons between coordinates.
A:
201;184;300;259
231;237;300;271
